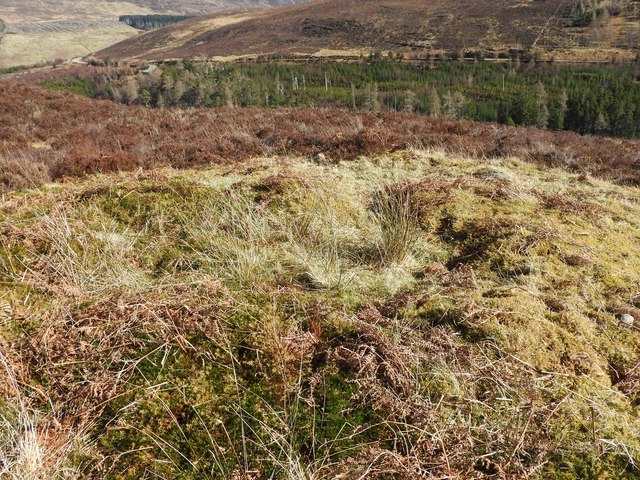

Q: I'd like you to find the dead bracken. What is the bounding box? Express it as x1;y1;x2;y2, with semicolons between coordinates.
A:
3;82;640;192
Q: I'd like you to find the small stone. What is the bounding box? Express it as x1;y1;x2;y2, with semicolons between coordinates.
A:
312;152;327;163
618;313;635;326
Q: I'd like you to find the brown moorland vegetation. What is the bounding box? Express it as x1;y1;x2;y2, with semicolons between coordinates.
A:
0;63;133;84
95;0;640;63
2;81;640;191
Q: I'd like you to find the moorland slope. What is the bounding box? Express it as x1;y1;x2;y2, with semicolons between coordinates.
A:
2;79;640;479
3;81;640;192
2;128;640;479
96;0;640;63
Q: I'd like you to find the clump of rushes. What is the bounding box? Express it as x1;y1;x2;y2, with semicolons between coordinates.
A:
36;209;149;296
370;182;419;265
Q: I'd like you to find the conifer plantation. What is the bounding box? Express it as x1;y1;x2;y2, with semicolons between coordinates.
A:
41;60;640;139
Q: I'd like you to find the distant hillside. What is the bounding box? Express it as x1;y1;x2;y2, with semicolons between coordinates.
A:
1;0;309;23
96;0;640;63
0;0;309;67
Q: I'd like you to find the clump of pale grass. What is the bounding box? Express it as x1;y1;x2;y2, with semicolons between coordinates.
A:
0;408;45;480
0;353;86;480
285;235;351;291
180;174;425;297
181;191;274;284
182;184;357;290
36;209;148;296
211;236;273;285
278;186;360;291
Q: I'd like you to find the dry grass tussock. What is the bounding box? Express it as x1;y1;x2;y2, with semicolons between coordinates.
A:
0;352;88;480
2;81;640;191
1;151;640;478
0;154;50;191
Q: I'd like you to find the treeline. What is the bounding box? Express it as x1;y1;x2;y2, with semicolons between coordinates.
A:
118;15;194;31
48;59;640;139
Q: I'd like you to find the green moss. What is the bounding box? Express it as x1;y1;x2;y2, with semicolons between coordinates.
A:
3;153;640;478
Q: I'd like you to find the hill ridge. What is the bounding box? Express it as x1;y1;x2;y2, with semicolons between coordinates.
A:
96;0;640;63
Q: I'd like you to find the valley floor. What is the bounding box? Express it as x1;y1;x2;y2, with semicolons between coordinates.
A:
0;21;138;68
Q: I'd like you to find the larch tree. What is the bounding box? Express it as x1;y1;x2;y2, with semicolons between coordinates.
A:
534;81;550;129
428;87;441;117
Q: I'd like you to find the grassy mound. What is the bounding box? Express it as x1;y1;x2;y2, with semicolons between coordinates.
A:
1;150;640;479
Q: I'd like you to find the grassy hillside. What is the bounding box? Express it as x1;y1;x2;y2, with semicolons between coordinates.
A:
2;147;640;478
95;0;640;63
2;0;308;23
0;21;138;69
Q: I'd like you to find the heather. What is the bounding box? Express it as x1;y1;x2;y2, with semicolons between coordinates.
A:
3;82;640;192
